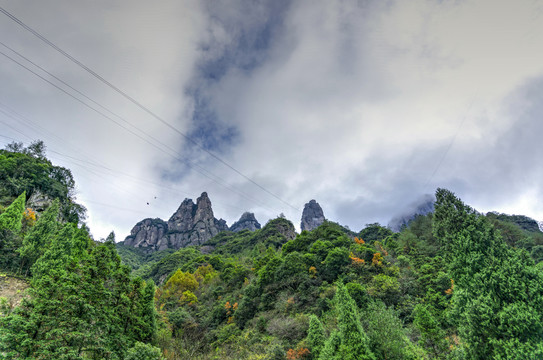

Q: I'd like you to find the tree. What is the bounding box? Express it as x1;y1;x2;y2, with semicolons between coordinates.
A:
18;200;60;274
319;283;375;360
360;300;423;360
412;303;448;358
1;228;158;359
433;188;543;359
125;341;164;360
0;192;25;232
159;269;199;306
307;315;325;358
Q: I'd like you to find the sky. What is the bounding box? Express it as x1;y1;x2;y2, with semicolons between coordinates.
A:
1;0;543;239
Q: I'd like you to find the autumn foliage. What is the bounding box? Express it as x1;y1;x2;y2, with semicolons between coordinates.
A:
372;252;384;267
286;347;310;359
354;237;365;245
350;252;365;266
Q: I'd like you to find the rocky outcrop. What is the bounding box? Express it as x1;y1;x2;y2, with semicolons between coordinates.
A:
301;200;325;231
124;192;229;252
270;217;297;240
230;212;261;232
539;221;543;233
124;218;169;251
27;190;53;212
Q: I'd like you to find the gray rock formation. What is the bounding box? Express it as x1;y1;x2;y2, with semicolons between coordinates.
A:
271;217;297;240
124;192;229;252
230;212;261;232
27;190;52;212
301;200;325;231
124;218;169;251
539;221;543;233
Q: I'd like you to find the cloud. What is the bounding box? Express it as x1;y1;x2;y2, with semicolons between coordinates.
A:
2;0;543;238
168;0;543;231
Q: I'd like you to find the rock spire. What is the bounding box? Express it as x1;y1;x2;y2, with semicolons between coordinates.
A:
301;200;325;231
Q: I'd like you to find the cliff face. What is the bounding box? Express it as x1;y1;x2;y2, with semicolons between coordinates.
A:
124;192;229;252
230;212;261;232
124;218;169;251
301;200;325;231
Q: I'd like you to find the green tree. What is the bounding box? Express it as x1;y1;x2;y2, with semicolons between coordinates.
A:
433;188;543;359
412;303;448;358
0;192;25;232
18;200;60;274
307;314;325;358
361;300;422;360
125;341;164;360
0;229;158;359
320;283;375;360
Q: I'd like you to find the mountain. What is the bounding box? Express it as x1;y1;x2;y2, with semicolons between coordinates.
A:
230;212;261;232
388;195;435;232
486;213;542;233
301;199;325;231
123;192;229;252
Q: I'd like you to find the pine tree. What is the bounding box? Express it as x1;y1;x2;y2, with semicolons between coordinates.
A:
335;282;375;360
0;192;25;232
307;314;325;358
433;188;543;359
0;226;158;359
319;283;376;360
319;330;341;360
18;199;60;274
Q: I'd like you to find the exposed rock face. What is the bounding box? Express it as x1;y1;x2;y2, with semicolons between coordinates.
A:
230;212;261;232
270;217;297;240
539;221;543;233
27;190;52;212
124;218;169;251
301;200;325;231
124;192;229;252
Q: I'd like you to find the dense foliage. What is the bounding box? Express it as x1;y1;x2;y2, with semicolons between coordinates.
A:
3;142;543;359
0;143;159;359
0;141;86;224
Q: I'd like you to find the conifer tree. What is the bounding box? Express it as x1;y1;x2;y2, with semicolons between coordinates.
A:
0;192;25;232
319;283;376;360
307;314;325;358
433;188;543;359
18;199;60;274
319;330;341;360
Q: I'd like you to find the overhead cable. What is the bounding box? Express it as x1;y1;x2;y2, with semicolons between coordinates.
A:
0;5;299;211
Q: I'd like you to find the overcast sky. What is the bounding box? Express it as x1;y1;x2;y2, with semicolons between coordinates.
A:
1;0;543;239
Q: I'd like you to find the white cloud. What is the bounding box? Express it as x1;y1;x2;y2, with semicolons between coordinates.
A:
2;0;543;239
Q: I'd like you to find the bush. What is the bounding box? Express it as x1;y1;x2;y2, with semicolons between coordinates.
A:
125;342;164;360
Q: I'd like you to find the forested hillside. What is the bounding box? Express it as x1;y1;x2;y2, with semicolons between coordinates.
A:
0;143;161;359
2;142;543;359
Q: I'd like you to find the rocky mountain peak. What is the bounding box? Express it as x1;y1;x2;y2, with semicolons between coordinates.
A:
230;212;261;232
125;192;229;252
168;197;197;232
301;199;325;231
123;218;169;251
194;192;214;223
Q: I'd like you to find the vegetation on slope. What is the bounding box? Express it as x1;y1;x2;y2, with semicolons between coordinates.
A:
2;141;543;359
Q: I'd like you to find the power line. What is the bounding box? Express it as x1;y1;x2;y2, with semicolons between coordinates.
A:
423;100;475;191
0;48;279;213
0;5;299;211
0;112;250;214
